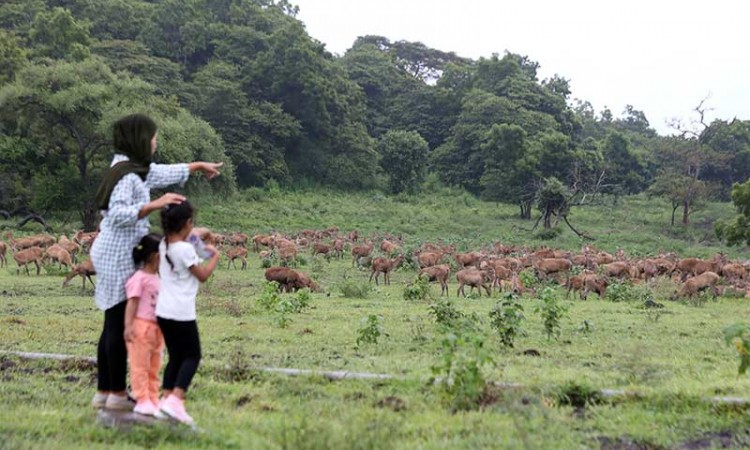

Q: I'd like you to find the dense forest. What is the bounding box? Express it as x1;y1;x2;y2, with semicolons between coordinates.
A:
1;0;750;231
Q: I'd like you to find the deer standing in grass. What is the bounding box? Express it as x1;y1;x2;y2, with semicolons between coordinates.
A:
12;246;44;275
369;255;404;286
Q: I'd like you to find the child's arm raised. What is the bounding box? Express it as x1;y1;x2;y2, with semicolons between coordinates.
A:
189;244;221;283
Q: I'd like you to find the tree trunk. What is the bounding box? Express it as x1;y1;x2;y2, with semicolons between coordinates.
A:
519;200;532;220
682;199;690;226
543;210;552;229
82;200;97;232
671;203;679;227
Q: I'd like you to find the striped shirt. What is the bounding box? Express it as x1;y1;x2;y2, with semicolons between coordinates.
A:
90;155;189;311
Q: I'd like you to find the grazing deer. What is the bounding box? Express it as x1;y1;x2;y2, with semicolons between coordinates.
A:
369;255;404;286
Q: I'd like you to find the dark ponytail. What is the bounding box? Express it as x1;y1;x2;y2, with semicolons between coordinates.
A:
160;200;196;271
132;233;162;267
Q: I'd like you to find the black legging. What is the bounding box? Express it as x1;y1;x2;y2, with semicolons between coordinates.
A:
157;318;201;392
97;301;128;391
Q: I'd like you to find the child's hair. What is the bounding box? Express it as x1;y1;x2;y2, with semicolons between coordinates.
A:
132;233;162;266
161;200;195;271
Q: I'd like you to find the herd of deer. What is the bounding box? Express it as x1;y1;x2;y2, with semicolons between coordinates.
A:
2;227;747;300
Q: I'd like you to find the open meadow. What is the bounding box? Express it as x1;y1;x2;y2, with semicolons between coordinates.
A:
3;189;750;449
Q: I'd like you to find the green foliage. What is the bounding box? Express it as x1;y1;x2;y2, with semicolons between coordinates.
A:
29;7;91;61
535;226;563;240
378;130;429;194
431;332;494;411
723;323;750;376
488;293;526;348
605;282;651;303
257;282;313;328
356;314;387;348
338;279;373;299
534;287;568;341
577;320;595;334
257;281;282;311
717;180;750;246
403;276;432;302
554;381;602;407
427;299;464;329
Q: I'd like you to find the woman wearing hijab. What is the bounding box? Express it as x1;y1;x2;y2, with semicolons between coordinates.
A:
90;113;222;410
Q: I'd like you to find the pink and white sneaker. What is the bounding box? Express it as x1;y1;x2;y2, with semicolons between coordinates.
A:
160;395;194;425
133;400;158;416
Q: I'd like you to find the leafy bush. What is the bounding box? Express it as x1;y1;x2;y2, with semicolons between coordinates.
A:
605;282;651;303
724;323;750;375
554;381;602;407
534;287;568;341
338;279;373;299
428;299;464;329
403;276;432;302
257;281;281;311
488;293;526;348
535;226;563;241
431;332;495;411
356;314;387;348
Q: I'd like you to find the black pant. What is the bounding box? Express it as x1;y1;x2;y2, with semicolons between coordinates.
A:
157;318;201;392
97;301;128;391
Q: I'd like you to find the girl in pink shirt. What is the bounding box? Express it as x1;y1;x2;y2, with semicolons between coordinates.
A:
124;233;163;416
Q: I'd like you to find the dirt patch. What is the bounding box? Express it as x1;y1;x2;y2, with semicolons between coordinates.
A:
59;358;97;373
596;436;664;450
677;429;750;449
235;395;253;407
375;396;406;412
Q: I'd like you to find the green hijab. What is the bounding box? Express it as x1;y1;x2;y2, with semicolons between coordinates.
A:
94;114;157;210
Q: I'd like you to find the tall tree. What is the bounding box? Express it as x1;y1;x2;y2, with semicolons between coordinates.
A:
378;130;428;194
0;57;233;229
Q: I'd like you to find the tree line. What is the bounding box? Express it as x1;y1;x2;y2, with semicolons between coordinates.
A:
1;0;750;233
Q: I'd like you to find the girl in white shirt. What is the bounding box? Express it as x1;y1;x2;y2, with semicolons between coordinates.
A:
156;200;220;425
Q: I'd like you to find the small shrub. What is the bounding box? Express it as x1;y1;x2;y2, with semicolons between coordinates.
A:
605;282;651;303
356;314;387;348
488;293;526;348
519;269;537;288
577;320;595;334
257;281;281;311
535;226;563;241
554;381;602;407
431;332;495;411
724;323;750;375
338;280;373;299
260;258;274;269
403;276;432;302
428;299;464;329
534;287;568;341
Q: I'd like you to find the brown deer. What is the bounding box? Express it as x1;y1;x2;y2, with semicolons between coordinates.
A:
369;255;404;286
311;242;331;258
45;244;74;270
419;264;451;296
62;260;96;292
351;241;374;267
12;246;44;275
225;246;248;270
456;268;494;297
0;240;6;267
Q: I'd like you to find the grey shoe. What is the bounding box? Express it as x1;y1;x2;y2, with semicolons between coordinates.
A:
91;392;108;409
104;394;135;411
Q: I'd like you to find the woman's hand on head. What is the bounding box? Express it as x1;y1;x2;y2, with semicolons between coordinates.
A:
191;162;223;180
155;193;186;209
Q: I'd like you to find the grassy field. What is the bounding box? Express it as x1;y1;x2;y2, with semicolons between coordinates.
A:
3;189;750;449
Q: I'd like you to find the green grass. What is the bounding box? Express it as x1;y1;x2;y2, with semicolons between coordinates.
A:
2;189;750;449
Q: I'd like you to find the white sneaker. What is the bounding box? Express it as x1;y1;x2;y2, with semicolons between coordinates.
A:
134;400;158;416
104;394;135;411
91;392;108;409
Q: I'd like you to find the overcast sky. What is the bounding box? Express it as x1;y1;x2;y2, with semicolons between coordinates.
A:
294;0;750;135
